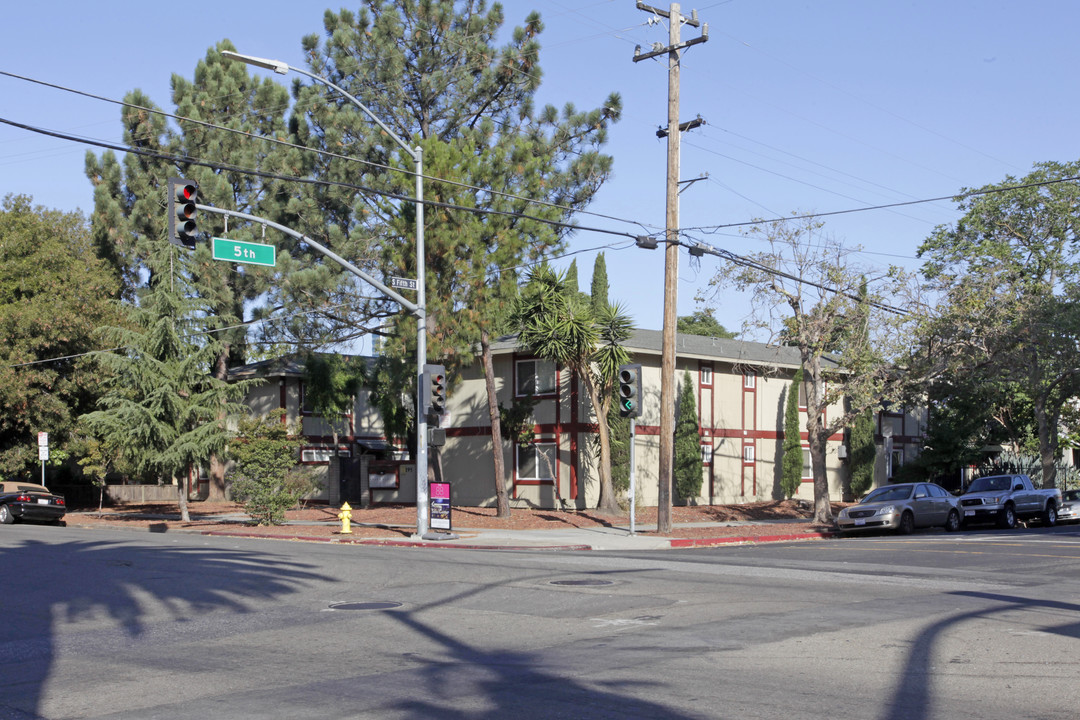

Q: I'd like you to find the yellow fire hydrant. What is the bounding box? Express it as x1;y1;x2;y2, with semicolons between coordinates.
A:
338;502;353;534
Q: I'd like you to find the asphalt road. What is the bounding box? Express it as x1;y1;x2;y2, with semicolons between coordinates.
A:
3;523;1079;719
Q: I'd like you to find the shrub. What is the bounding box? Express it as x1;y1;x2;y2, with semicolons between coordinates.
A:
229;414;305;525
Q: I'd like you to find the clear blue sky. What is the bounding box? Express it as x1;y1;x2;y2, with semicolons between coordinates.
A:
3;1;1079;347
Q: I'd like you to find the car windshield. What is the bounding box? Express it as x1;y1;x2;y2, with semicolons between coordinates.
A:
967;476;1011;493
1064;490;1080;502
862;486;914;503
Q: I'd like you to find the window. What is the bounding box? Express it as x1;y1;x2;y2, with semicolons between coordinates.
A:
700;366;713;386
516;359;557;397
744;372;756;389
890;448;903;477
743;445;755;463
301;446;351;463
700;444;713;464
798;379;807;409
517;442;556;481
802;448;812;479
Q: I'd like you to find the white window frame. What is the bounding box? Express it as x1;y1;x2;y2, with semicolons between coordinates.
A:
801;448;812;479
700;443;713;464
516;358;557;397
301;446;352;464
743;445;755;463
744;372;756;389
517;442;557;481
700;366;713;386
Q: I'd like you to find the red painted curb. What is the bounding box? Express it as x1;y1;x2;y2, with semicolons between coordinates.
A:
669;531;836;548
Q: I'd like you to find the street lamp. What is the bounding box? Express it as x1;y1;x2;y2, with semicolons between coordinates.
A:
222;50;431;537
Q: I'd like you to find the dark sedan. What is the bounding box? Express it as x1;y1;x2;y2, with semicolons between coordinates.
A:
0;481;66;525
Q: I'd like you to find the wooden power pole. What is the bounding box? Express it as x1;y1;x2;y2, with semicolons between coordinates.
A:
633;2;708;533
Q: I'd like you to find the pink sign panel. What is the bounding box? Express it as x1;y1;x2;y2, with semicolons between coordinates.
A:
430;482;451;530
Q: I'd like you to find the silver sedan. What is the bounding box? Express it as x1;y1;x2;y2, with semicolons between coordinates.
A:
1058;489;1080;524
836;482;961;535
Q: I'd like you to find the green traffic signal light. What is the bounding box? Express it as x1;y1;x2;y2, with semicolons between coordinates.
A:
618;363;642;418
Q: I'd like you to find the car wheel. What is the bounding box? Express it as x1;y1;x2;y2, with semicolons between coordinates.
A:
1043;503;1057;527
0;505;13;525
945;509;960;532
899;511;915;535
999;504;1016;530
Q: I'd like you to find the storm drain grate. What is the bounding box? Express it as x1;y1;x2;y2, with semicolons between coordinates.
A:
550;579;614;586
328;601;403;611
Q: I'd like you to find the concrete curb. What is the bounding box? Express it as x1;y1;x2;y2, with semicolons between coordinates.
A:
200;529;592;551
198;527;836;551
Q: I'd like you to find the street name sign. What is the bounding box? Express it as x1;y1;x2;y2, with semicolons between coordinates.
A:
390;276;417;290
213;237;276;267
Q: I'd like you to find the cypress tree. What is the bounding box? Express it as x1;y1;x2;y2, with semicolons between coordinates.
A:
850;407;876;497
674;371;702;502
781;367;804;499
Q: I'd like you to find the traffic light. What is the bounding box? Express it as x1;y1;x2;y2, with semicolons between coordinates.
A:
424;363;447;416
167;177;199;248
617;363;642;418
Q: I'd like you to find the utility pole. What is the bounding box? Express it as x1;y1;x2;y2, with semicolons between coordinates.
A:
633;2;708;533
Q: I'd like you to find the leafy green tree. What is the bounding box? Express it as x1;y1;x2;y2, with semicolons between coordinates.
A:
677;309;736;338
229;412;312;525
918;161;1080;488
781;367;804;499
674;371;702;502
79;266;253;521
510;265;632;513
849;407;875;498
0;196;122;475
704;216;915;523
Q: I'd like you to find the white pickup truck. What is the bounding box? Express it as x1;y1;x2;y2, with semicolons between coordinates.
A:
958;474;1061;529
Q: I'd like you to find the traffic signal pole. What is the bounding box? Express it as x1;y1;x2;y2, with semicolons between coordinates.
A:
221;51;430;538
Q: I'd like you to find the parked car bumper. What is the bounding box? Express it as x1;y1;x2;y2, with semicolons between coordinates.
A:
836;511;901;532
10;501;65;522
1057;505;1080;523
960;506;1003;524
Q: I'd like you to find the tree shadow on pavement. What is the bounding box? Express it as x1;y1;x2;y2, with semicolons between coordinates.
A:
882;591;1080;720
0;532;332;718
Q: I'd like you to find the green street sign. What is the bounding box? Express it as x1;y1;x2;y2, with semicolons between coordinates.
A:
212;237;276;267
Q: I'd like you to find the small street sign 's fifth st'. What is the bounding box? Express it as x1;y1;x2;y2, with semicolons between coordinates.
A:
390;276;417;290
212;237;276;267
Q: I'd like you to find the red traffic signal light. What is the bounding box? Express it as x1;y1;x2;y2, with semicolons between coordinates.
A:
426;364;447;415
167;177;199;248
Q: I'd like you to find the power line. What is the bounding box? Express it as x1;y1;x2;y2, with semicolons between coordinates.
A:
0;69;647;234
0;115;641;243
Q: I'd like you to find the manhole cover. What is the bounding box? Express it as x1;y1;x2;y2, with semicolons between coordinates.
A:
328;601;403;611
550;579;614;586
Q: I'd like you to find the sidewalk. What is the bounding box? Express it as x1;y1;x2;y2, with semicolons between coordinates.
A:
196;517;836;551
65;506;838;552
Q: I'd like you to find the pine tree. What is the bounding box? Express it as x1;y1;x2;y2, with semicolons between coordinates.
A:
85;41;294;499
674;371;702;502
292;3;620;515
781;367;805;499
80;263;253;521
